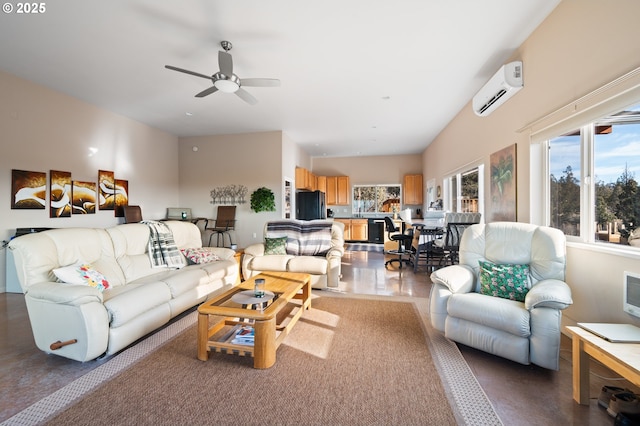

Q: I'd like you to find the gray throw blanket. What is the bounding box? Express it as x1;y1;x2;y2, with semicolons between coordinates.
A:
142;220;186;269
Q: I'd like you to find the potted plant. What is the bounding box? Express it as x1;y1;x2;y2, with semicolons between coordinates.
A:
250;187;276;213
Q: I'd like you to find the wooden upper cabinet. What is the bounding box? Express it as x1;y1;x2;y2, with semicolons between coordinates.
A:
295;167;317;191
336;176;350;205
317;176;327;193
325;176;350;205
403;174;423;205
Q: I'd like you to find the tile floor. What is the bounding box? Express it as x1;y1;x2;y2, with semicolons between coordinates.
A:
0;249;634;424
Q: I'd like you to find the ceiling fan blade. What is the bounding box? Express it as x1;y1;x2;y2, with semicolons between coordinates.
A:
195;86;219;98
165;65;211;80
241;78;281;87
218;50;233;77
235;88;258;105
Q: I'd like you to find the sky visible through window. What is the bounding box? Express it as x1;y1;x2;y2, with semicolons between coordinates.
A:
550;103;640;185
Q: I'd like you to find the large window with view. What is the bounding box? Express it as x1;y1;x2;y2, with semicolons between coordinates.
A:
352;185;401;216
548;102;640;246
446;166;482;213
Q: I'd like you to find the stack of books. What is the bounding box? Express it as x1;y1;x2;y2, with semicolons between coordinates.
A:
231;326;254;345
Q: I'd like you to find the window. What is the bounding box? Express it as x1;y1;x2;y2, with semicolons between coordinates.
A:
352;185;401;215
445;166;483;213
546;102;640;245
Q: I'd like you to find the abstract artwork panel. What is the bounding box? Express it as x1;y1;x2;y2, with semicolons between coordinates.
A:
50;170;72;218
114;179;129;217
72;181;97;214
489;143;517;222
11;169;46;209
98;170;115;211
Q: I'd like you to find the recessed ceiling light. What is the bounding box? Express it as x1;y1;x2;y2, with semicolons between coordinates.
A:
185;112;193;116
382;96;390;100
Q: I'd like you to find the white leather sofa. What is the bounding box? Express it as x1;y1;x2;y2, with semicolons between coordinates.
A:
429;222;573;370
242;220;345;289
8;221;238;362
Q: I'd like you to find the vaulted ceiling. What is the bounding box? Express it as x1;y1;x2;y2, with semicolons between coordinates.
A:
0;0;560;157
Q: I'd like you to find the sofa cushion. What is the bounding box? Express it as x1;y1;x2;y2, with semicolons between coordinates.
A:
103;281;172;328
264;237;287;255
53;262;111;292
250;255;294;272
447;292;531;337
479;261;531;302
287;256;328;275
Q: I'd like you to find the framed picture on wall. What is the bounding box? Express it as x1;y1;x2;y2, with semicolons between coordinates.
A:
98;170;115;210
50;170;72;218
489;143;517;222
114;179;129;217
72;181;97;214
11;169;46;209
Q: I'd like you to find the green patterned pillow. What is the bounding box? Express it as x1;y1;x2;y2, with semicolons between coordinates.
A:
479;260;531;302
264;236;287;255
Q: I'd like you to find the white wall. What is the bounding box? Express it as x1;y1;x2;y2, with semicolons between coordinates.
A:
178;132;289;249
0;71;179;292
422;0;640;325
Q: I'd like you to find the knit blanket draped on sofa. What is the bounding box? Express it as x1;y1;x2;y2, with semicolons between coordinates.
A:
266;220;333;256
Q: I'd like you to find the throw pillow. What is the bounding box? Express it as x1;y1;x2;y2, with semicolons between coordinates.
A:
53;262;110;292
264;236;287;255
180;247;220;264
478;260;531;302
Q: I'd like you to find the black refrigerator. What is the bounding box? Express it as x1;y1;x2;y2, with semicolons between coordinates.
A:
296;191;326;220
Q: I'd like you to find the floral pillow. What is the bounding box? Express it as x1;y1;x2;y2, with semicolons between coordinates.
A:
180;248;220;264
53;262;110;292
478;260;531;302
264;237;287;255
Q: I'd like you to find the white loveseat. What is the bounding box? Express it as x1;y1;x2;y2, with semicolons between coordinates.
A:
429;222;573;370
8;221;238;362
242;220;345;289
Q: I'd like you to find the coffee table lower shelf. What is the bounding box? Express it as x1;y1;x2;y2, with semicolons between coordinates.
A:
197;272;311;369
203;302;304;363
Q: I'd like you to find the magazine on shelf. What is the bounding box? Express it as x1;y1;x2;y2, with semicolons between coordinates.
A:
231;326;254;345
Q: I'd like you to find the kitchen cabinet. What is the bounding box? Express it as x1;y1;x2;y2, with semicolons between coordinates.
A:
350;219;368;241
295;167;317;191
334;218;367;242
326;176;350;205
316;176;326;193
403;174;423;205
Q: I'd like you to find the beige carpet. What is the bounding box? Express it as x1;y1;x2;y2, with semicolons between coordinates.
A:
4;293;502;425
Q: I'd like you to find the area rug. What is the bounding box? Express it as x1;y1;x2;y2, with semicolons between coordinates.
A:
3;294;502;425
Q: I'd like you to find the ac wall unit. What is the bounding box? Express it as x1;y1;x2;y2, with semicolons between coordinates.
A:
472;61;523;117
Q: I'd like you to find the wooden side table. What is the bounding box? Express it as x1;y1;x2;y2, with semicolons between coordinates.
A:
566;326;640;405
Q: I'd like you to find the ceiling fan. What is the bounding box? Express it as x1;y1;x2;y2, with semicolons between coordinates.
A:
165;41;280;105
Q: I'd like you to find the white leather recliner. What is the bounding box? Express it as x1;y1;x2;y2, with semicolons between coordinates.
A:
429;222;573;370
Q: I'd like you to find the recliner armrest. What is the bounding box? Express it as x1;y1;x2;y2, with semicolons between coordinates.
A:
26;282;103;305
327;245;344;258
244;243;265;257
430;264;475;294
524;279;573;310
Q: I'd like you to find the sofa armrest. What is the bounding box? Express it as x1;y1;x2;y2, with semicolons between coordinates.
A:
327;245;344;258
26;282;103;305
430;264;475;294
525;279;573;310
244;243;265;257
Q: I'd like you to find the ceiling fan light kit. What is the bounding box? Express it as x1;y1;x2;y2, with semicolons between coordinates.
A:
165;40;280;104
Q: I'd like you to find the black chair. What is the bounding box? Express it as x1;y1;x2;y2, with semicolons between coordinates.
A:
384;216;413;269
433;222;476;267
206;206;237;247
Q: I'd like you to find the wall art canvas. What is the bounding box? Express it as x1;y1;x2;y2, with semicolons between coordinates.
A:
50;170;72;218
72;181;97;214
98;170;115;210
489;143;517;222
11;169;46;209
114;179;129;217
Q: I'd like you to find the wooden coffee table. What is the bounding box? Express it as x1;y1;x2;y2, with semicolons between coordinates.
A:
197;271;311;368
